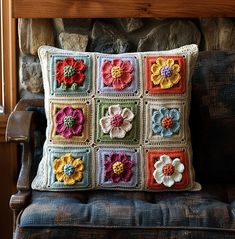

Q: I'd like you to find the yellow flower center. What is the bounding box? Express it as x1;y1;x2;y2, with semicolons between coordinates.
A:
112;161;124;175
111;66;123;78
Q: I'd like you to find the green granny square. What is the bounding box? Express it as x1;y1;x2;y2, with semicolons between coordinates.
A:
95;99;140;145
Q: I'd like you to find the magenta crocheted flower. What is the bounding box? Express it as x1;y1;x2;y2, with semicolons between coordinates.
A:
101;58;133;90
104;153;134;183
55;106;84;139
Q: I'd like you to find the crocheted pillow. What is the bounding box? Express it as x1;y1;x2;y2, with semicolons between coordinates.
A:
32;45;200;191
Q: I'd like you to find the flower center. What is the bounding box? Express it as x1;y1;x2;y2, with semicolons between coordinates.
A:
162;163;174;176
63;164;75;176
160;66;173;78
111;66;123;78
161;116;173;128
64;65;76;77
112;161;124;175
63;116;75;128
111;114;124;127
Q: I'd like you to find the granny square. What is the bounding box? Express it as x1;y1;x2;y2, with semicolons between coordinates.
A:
145;148;192;190
95;99;140;145
145;55;186;95
49;99;92;144
32;45;200;192
96;55;140;95
48;147;92;190
96;147;141;189
50;54;92;96
144;100;186;145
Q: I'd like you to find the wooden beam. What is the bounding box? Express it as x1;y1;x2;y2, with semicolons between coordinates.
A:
12;0;235;18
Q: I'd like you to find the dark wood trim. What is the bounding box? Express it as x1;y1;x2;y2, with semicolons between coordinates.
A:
12;0;235;18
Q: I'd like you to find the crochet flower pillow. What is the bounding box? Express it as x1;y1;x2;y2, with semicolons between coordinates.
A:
32;45;200;191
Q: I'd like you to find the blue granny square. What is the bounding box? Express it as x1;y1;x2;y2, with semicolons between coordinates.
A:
96;147;140;189
48;147;91;189
50;54;92;96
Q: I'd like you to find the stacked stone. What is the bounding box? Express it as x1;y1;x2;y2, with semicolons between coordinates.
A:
18;17;235;98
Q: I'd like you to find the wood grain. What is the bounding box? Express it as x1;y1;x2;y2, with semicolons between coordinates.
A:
12;0;235;18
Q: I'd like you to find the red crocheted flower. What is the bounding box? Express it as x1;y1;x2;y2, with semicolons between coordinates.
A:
56;57;87;86
101;59;133;90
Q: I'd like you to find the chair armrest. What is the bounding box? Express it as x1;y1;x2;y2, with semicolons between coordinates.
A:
6;99;44;191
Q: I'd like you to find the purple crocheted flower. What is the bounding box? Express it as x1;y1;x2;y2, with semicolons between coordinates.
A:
55;106;84;139
104;153;134;183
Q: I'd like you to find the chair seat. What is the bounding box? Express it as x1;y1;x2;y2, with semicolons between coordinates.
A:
20;184;235;229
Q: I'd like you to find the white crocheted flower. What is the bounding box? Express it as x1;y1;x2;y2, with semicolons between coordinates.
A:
153;155;184;187
99;104;134;139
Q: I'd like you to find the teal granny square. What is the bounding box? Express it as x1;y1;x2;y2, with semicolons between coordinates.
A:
95;99;140;145
50;54;92;96
48;147;92;190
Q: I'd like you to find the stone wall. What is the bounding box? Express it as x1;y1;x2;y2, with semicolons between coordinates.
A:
18;18;235;98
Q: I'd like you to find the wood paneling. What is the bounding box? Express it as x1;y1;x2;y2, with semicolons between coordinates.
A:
0;143;17;239
12;0;235;18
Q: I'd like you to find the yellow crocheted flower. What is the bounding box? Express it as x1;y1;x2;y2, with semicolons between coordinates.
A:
53;153;85;185
151;58;181;89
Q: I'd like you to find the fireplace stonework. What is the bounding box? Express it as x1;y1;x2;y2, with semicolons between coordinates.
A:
18;17;235;98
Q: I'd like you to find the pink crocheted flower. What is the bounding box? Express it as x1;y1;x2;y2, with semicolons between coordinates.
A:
101;58;133;90
104;153;134;183
55;106;84;139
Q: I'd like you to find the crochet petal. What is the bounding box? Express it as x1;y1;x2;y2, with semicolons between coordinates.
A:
64;57;75;66
110;127;126;139
161;127;173;137
122;170;132;182
166;59;174;67
169;109;180;121
159;155;172;165
172;158;185;173
56;60;63;71
121;108;134;121
159;107;169;116
153;171;164;184
72;124;83;135
112;58;122;67
62;106;74;116
172;172;182;182
73;110;84;125
152;124;163;134
170;73;181;84
120;72;133;84
63;154;73;164
63;176;76;185
160;77;174;89
56;123;66;134
62;128;73;139
73;159;84;171
55;111;65;124
171;121;180;134
112;78;125;90
73;171;83;182
163;176;175;187
121;120;132;132
102;61;113;74
151;64;161;75
172;64;180;72
156;58;166;67
102;73;113;86
121;61;133;73
151;74;163;85
108;105;122;116
53;159;64;173
71;72;85;85
100;116;112;133
152;111;163;125
74;60;86;71
55;172;65;182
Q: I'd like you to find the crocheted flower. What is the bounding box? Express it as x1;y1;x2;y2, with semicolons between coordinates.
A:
152;107;180;137
53;153;85;185
55;106;84;139
99;105;134;139
153;155;184;187
151;58;181;89
56;57;87;87
101;58;133;90
104;153;134;183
